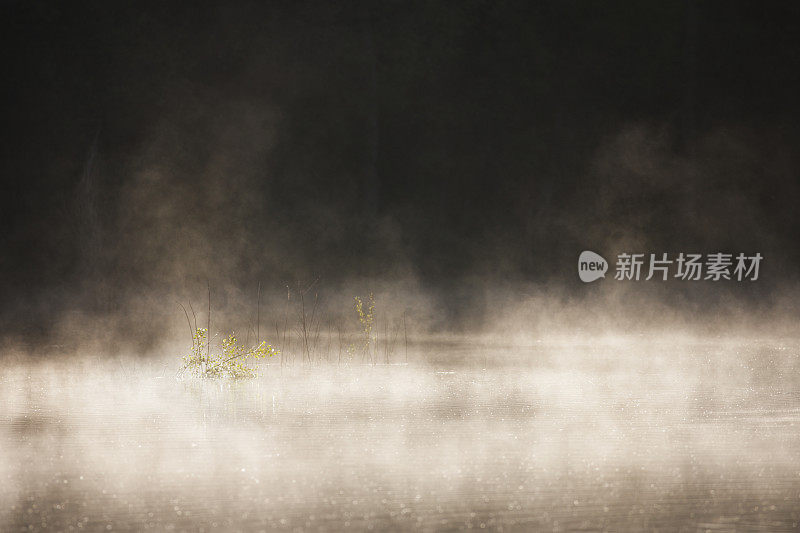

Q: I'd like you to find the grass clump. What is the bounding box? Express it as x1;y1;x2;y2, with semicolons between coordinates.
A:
177;281;408;372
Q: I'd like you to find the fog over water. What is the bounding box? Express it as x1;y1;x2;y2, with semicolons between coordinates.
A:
3;339;800;531
2;1;800;531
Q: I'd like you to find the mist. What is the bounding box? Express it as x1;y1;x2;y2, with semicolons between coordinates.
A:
2;1;800;531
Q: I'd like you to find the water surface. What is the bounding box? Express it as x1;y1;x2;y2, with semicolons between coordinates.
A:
2;340;799;531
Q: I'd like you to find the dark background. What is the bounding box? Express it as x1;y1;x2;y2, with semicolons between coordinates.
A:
2;1;799;346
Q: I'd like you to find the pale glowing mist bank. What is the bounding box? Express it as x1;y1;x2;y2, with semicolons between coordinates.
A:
2;339;800;531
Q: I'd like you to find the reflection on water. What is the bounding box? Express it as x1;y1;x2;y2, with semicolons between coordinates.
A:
1;340;799;531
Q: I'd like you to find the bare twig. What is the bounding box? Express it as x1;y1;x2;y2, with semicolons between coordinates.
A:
256;281;261;346
275;321;280;367
403;311;408;364
188;300;198;333
337;322;342;366
310;293;320;362
326;323;332;363
207;281;211;361
297;278;320;365
299;290;308;364
177;302;194;346
282;285;290;367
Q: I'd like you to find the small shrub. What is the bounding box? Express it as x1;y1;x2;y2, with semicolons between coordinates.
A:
351;293;376;363
180;328;279;379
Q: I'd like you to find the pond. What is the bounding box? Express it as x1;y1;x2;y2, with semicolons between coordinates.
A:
2;339;799;531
